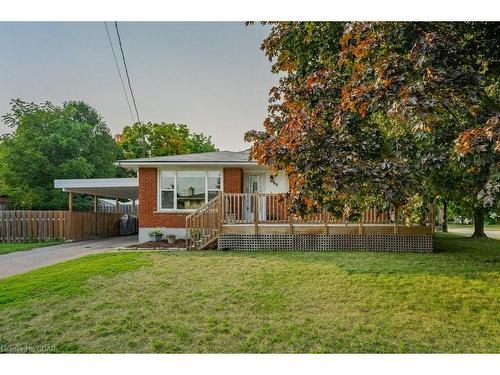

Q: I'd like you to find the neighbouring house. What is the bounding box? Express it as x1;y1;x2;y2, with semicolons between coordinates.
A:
55;149;434;252
97;198;138;215
0;196;11;210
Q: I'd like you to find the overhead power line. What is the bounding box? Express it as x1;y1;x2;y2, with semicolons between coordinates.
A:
104;22;136;123
114;21;141;124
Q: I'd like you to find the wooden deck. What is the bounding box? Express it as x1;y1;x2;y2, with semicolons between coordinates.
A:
221;223;432;235
186;193;434;250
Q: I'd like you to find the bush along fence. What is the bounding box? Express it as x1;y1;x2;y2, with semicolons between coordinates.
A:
0;210;122;243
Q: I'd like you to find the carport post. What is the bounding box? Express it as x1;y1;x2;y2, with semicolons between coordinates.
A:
115;197;119;213
93;194;97;213
68;192;73;212
67;192;73;241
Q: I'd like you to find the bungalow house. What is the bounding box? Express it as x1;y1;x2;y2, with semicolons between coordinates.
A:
55;149;434;252
115;150;289;243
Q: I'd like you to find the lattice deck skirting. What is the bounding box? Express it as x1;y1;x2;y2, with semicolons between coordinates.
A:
218;234;433;252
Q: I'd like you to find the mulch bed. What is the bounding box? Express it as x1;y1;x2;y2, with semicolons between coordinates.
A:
127;239;187;249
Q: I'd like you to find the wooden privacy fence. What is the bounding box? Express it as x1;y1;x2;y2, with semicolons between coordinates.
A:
67;212;122;242
0;210;123;243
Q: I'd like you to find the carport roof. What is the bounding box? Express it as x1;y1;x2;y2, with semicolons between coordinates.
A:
54;178;138;199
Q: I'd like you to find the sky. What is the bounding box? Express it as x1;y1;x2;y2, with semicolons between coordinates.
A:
0;22;278;151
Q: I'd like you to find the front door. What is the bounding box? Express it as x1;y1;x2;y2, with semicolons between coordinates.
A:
244;174;264;221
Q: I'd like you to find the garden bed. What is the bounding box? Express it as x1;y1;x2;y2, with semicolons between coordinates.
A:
127;239;187;250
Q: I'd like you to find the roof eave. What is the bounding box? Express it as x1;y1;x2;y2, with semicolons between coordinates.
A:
115;161;259;171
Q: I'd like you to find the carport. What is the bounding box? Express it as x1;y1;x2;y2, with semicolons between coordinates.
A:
54;178;139;212
53;178;139;241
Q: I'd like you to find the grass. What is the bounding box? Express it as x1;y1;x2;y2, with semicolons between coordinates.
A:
0;241;62;255
0;233;498;353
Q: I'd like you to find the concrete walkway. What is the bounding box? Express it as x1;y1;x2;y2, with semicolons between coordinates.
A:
0;235;138;279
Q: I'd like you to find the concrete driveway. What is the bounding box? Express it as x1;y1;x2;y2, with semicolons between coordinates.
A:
0;235;138;279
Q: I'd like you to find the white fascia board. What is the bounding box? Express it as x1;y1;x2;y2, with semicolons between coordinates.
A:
54;178;138;189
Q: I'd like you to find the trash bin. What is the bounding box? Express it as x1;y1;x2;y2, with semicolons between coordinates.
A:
120;214;138;235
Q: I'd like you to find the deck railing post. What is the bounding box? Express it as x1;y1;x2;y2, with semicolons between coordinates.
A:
254;192;259;235
186;216;189;248
217;192;222;235
323;208;328;234
359;211;364;234
430;202;436;234
394;205;399;234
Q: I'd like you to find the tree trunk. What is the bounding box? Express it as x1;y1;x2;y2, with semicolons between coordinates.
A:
472;209;487;238
440;200;448;233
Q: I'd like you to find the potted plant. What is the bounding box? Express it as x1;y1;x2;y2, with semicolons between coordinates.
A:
187;228;201;239
148;228;164;242
165;234;176;244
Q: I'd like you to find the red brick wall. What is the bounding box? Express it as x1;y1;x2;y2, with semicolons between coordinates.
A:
223;168;243;193
138;167;243;229
138;167;188;228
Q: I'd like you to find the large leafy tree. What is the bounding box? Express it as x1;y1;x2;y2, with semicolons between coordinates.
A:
245;22;499;235
0;100;120;209
115;122;217;159
245;22;420;220
338;22;499;236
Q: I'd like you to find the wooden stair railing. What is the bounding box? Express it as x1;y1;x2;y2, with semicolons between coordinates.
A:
185;193;221;250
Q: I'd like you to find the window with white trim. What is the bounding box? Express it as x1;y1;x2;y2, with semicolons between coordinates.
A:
160;171;175;209
158;170;222;211
207;171;222;201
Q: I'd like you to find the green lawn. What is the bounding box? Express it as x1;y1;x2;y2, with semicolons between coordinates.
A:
0;233;498;353
0;241;62;255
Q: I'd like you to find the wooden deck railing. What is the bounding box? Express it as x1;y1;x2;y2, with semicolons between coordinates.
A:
186;194;222;250
185;192;435;250
220;193;409;225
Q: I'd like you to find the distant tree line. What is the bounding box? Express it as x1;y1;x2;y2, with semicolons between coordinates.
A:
0;99;217;210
